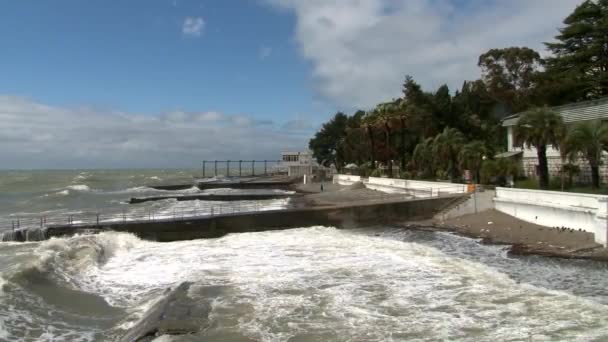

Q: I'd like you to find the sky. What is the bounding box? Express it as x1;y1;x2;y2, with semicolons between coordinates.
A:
0;0;582;169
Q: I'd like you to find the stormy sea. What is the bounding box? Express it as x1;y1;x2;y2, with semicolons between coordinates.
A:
2;170;608;341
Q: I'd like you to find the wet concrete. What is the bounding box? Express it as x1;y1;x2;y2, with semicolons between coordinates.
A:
45;196;464;242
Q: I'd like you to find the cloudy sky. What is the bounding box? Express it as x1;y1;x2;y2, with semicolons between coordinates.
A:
0;0;581;169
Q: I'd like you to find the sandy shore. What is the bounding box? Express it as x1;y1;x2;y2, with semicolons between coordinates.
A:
297;181;608;261
400;209;608;261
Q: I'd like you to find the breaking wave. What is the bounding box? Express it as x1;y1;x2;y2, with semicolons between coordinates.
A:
66;184;91;192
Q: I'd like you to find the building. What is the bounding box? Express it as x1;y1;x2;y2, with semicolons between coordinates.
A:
501;97;608;183
280;150;319;177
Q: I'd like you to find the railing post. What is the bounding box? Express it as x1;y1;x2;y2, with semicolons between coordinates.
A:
227;160;230;177
202;161;206;178
214;160;218;176
239;160;242;177
40;217;43;229
12;220;15;232
96;213;100;226
264;160;268;175
17;219;20;229
252;160;255;176
123;210;126;223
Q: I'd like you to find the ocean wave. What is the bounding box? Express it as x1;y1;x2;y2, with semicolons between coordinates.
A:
0;274;6;297
67;184;91;192
4;232;145;290
55;189;70;196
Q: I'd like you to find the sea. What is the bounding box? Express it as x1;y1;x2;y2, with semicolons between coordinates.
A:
1;169;608;341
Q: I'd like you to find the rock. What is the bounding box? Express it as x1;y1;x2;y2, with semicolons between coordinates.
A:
120;282;212;342
508;243;529;255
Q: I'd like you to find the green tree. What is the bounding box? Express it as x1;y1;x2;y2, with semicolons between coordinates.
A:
412;137;435;179
362;112;378;170
545;0;608;100
309;112;349;169
515;107;565;189
432;127;466;182
372;102;398;177
459;140;488;184
478;47;543;112
566;120;608;189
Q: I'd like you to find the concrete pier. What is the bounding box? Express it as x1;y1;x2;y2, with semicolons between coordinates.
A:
44;195;463;242
129;193;297;204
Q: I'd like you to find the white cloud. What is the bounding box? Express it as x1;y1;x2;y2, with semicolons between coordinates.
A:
0;96;310;169
182;17;205;37
266;0;581;109
259;46;273;59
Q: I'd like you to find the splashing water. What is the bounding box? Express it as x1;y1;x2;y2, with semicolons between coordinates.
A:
1;227;608;341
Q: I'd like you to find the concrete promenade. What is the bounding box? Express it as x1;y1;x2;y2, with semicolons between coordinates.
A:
44;195;463;242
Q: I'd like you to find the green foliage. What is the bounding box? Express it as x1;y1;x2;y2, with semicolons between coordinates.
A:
515;107;565;189
478;47;543;112
565;120;608;188
370;169;383;177
399;171;413;180
562;163;581;188
459;140;488;183
309;112;349;168
412;137;435;179
545;0;608;100
432;127;466;182
480;158;519;185
307;3;608;186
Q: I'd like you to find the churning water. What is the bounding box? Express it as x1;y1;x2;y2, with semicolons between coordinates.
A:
2;227;608;341
0;169;290;237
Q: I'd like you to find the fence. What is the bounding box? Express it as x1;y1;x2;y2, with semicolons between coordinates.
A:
0;199;290;233
201;160;284;178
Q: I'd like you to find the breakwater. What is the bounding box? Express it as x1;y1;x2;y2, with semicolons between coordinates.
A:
42;196;461;242
128;193;297;204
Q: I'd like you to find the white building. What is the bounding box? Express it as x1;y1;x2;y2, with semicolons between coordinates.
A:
502;97;608;183
281;150;319;177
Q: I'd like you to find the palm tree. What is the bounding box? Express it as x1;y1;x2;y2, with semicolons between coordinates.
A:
459;140;487;184
374;102;397;177
566;120;608;189
362;113;377;170
432;127;466;182
515;107;565;190
413;137;435;179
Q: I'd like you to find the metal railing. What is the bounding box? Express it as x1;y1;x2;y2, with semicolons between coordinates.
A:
0;199;290;232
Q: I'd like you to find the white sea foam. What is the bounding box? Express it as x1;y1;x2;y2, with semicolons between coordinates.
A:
39;227;605;341
0;274;6;297
55;189;70;196
66;184;91;192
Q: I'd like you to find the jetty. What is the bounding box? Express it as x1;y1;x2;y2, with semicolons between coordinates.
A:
0;175;472;242
150;176;298;191
129;193;297;204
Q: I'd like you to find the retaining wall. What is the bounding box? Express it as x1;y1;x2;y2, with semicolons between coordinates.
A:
332;175;362;186
365;177;468;197
494;187;608;246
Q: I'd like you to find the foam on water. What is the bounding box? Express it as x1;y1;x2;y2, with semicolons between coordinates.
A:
29;227;606;341
66;184;91;192
3;227;608;340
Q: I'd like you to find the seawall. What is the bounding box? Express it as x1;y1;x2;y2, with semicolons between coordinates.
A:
45;196;461;242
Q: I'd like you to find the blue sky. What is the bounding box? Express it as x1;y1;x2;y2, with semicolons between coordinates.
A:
0;0;327;120
0;0;582;168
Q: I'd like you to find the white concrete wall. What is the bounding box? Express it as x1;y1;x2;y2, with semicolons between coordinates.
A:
494;187;608;246
332;175;361;186
365;177;468;197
